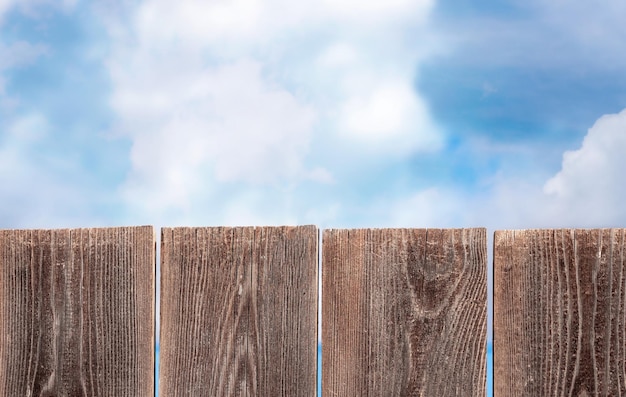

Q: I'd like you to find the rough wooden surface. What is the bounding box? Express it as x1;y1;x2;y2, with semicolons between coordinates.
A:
495;229;626;396
322;228;487;396
0;226;155;397
159;226;318;396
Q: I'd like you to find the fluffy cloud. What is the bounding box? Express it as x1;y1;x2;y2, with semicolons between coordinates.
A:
385;108;626;230
339;82;441;153
543;108;626;225
133;0;434;47
106;0;442;218
112;56;317;212
478;108;626;229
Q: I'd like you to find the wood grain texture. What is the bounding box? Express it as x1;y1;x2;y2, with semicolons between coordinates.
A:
322;228;487;396
494;229;626;397
159;226;318;396
0;226;155;397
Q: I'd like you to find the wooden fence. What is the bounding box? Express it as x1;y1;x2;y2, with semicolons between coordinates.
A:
159;226;317;395
0;227;155;396
0;226;623;396
494;229;626;396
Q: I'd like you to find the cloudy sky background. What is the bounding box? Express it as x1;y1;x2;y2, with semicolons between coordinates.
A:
2;0;626;394
2;0;625;229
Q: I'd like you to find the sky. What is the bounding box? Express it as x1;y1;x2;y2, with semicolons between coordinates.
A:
2;0;625;230
1;0;626;395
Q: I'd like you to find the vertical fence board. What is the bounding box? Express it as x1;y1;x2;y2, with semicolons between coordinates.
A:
322;228;487;396
0;226;155;396
494;229;626;396
159;226;318;396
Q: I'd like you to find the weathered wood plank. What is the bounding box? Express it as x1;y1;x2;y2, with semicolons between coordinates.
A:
0;226;155;396
494;229;626;396
322;228;487;396
159;226;318;396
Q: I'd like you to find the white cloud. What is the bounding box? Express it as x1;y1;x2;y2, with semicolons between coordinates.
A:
133;0;434;48
340;82;441;153
110;54;316;213
135;0;263;46
105;0;443;219
319;0;433;24
381;108;626;230
461;108;626;229
542;108;626;225
316;43;359;69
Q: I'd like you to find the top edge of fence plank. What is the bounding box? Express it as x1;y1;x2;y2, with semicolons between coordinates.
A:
495;227;626;233
0;225;154;232
161;225;318;238
494;228;626;244
162;224;317;230
324;226;486;231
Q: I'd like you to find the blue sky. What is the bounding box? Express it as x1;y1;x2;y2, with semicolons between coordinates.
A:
2;0;625;231
2;0;626;395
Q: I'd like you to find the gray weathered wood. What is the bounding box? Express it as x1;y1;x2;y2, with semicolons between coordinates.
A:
0;226;155;396
322;228;486;396
495;229;626;396
159;226;318;396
